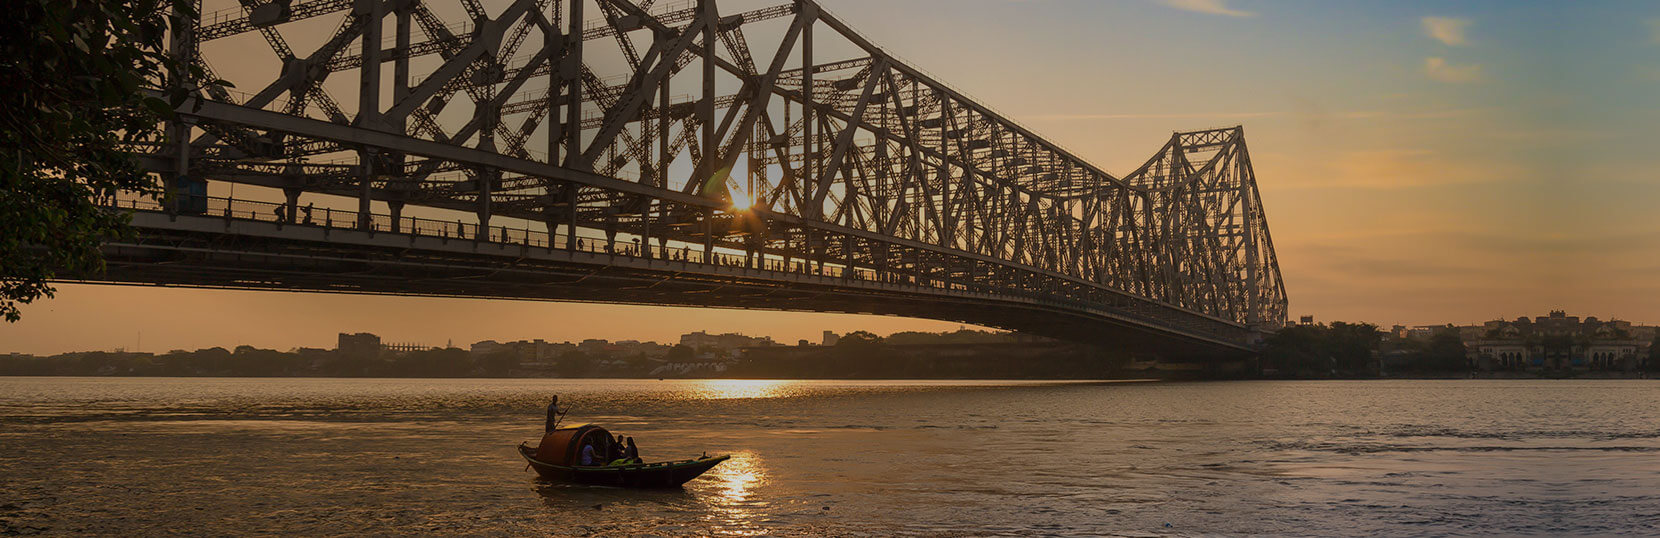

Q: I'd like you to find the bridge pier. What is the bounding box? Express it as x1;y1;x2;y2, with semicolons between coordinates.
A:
640;197;653;259
389;201;403;234
603;208;617;254
702;208;714;261
282;188;300;223
563;184;576;250
476;167;494;241
358;149;376;231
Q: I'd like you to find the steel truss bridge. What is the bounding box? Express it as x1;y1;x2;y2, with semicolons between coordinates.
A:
97;0;1287;357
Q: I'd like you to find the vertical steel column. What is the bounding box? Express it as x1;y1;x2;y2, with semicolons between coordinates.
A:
359;149;380;232
937;93;950;249
699;0;716;191
393;2;410;130
476;116;496;241
1237;130;1260;327
561;0;583;249
547;0;562;167
563;0;582;166
356;0;384;231
165;2;197;215
658;61;670;190
843;233;852;279
652;58;670;259
565;186;577;250
799;7;815;270
700;0;718;263
387;2;411;233
542;2;562;244
641;196;653;259
703;208;714;259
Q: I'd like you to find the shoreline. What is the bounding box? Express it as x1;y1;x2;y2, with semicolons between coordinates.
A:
0;373;1651;381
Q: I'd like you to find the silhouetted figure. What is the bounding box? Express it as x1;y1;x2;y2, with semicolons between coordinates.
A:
273;204;286;223
301;203;314;224
624;437;639;463
544;396;565;433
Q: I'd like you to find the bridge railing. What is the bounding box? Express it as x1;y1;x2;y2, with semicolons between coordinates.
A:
104;194;926;281
106;195;1246;344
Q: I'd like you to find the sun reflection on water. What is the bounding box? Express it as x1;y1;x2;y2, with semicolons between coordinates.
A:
698;451;770;535
688;379;799;400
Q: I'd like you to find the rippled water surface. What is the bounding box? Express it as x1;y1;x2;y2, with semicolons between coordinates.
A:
3;378;1659;536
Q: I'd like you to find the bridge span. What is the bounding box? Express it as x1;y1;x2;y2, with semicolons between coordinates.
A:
86;0;1288;357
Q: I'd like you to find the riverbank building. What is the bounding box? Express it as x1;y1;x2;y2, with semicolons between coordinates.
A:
1461;311;1656;371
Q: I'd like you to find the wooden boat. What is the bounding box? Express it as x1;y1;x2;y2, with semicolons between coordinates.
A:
519;424;729;488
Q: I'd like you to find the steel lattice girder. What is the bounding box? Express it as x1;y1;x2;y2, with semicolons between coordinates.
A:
154;0;1288;343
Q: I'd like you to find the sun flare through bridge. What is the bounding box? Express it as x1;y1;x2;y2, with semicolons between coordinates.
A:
97;0;1288;357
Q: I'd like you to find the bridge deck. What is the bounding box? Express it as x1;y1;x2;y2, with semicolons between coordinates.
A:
83;197;1256;357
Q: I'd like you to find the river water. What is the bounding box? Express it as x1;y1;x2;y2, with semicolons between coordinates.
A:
2;378;1658;536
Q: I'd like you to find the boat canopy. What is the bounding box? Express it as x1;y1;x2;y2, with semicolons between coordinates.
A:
535;424;613;466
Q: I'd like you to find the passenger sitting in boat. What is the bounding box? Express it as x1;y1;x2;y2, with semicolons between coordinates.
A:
623;437;640;463
607;434;631;466
580;443;600;466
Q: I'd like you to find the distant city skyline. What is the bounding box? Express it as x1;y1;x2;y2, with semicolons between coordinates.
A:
2;284;981;354
4;0;1657;354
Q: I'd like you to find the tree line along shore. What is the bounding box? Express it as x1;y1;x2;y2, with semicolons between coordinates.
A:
8;322;1656;379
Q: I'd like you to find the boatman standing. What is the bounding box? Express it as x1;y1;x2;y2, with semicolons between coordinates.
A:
545;396;566;433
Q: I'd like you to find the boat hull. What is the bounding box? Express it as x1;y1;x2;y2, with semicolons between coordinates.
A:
518;444;729;488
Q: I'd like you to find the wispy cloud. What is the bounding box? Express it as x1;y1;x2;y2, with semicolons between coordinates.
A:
1421;16;1471;46
1424;57;1483;83
1326;109;1483;121
1027;111;1276;121
1272;148;1527;190
1158;0;1255;18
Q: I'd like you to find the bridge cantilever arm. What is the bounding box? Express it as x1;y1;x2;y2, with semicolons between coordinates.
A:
163;96;1250;329
382;0;537;126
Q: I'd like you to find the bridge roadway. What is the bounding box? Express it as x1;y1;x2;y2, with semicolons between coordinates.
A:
83;197;1257;359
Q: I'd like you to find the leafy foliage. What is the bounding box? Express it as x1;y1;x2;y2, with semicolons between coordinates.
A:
0;0;212;321
1651;335;1660;372
1389;326;1469;372
836;330;884;347
1261;322;1382;376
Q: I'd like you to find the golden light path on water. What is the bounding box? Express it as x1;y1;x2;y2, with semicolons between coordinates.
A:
687;379;800;400
700;451;769;535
